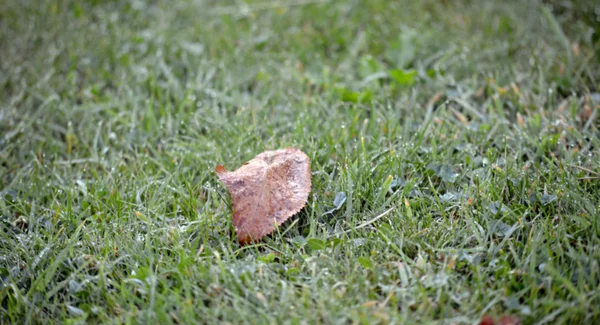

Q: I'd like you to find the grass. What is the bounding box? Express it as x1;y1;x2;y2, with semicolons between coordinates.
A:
1;0;599;323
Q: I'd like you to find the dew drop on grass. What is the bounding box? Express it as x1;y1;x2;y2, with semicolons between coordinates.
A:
67;305;84;317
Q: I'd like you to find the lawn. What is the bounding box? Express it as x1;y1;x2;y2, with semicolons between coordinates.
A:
1;0;599;323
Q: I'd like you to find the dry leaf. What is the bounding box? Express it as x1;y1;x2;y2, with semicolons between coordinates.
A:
216;148;311;244
516;113;524;127
498;316;522;325
255;292;267;304
479;315;522;325
480;315;495;325
362;301;378;308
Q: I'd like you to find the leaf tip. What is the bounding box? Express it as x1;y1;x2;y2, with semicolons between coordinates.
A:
215;164;227;174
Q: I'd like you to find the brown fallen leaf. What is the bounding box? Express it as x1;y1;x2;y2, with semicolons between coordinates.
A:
216;148;311;244
498;315;522;325
479;315;522;325
362;300;378;308
480;315;495;325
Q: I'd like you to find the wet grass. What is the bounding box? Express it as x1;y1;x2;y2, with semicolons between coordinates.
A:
1;0;599;323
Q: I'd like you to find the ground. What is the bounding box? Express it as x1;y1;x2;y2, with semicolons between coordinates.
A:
1;0;599;323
